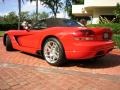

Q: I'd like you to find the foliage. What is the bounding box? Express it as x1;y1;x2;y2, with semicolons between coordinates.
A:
38;12;49;19
20;11;30;21
64;0;72;17
99;16;116;24
0;31;5;36
18;0;25;29
88;23;120;34
0;11;49;31
113;35;120;49
0;11;48;22
72;0;84;4
0;22;18;31
114;3;120;23
30;12;49;23
3;12;18;23
40;0;63;18
29;0;39;21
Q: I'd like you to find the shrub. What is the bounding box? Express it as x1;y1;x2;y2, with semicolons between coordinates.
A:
0;22;18;31
0;31;4;36
88;23;120;34
113;34;120;49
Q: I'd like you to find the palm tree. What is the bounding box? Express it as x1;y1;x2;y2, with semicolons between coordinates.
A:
18;0;25;29
2;0;24;29
30;0;39;22
18;0;21;29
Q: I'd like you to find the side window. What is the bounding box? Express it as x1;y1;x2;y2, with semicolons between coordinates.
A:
33;20;47;29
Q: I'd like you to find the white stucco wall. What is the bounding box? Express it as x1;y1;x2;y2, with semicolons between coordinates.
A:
85;0;120;7
72;5;87;14
92;8;115;24
72;0;120;24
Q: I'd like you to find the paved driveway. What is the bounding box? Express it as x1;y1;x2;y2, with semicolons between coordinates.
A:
0;37;120;90
0;37;120;75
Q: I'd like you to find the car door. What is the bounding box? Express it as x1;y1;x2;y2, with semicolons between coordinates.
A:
17;20;47;49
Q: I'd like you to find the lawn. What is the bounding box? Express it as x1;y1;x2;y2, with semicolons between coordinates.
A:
0;31;5;36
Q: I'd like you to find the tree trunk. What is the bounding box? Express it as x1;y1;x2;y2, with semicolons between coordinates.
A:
18;0;21;30
36;0;38;22
54;12;56;18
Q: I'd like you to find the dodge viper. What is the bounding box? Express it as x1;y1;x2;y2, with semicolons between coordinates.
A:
3;18;114;66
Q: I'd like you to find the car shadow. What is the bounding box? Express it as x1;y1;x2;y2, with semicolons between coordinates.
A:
20;51;120;69
20;52;44;60
65;54;120;69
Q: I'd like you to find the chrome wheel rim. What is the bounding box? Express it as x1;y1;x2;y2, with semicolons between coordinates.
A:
44;41;60;63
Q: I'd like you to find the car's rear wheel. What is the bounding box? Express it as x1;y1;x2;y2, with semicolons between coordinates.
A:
6;35;14;51
43;38;66;66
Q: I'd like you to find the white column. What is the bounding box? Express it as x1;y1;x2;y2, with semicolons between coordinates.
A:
92;9;99;24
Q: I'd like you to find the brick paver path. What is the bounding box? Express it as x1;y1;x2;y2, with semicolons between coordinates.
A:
0;37;120;90
0;62;120;90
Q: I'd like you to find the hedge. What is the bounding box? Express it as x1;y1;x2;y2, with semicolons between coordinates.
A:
0;31;4;36
113;34;120;49
0;22;18;31
88;23;120;34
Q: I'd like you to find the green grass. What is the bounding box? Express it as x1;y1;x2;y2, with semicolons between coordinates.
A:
113;34;120;49
0;31;5;36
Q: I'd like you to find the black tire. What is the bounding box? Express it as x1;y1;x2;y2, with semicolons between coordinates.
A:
6;36;14;51
43;38;66;66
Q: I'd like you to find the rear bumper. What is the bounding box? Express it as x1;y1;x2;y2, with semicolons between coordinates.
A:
65;41;114;60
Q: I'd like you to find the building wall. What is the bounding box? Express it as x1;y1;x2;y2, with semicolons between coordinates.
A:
72;5;87;15
85;0;120;7
92;8;115;24
72;0;120;24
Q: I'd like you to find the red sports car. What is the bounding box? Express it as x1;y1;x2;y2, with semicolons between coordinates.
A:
3;18;114;66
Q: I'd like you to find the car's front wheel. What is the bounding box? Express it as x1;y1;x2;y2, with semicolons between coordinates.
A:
43;38;66;66
6;35;14;51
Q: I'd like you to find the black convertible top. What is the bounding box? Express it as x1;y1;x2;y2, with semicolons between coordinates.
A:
46;18;66;27
38;18;82;27
32;18;83;29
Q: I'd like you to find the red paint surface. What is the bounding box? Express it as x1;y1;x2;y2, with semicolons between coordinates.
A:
4;27;114;60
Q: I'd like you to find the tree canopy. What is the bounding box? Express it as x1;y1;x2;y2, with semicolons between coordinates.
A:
114;3;120;23
72;0;84;4
0;11;48;23
40;0;63;18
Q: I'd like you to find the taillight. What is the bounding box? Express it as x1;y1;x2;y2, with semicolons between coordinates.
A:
73;30;95;40
103;32;112;40
80;30;95;36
